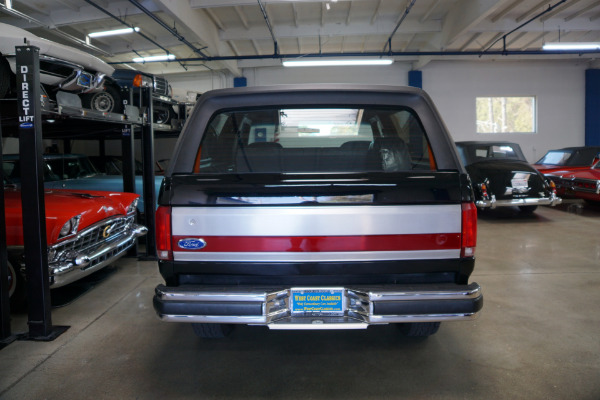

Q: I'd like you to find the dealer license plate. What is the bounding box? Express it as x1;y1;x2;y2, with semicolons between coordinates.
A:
291;288;345;316
511;178;528;188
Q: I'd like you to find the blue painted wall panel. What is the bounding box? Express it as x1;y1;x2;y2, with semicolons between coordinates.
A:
586;69;600;146
408;70;422;89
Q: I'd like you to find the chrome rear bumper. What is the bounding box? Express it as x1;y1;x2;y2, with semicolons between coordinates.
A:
153;282;483;330
475;193;562;209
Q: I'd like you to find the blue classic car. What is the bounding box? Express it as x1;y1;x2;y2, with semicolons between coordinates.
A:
2;154;162;214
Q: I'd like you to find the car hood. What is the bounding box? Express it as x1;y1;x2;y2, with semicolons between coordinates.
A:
3;188;138;246
0;22;114;76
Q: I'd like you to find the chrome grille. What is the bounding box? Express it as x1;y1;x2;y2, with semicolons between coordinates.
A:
153;76;168;96
49;215;134;263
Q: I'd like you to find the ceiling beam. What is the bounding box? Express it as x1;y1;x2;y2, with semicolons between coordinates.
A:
540;0;584;22
190;0;370;7
220;20;440;41
7;1;160;28
564;2;599;21
292;3;299;27
420;0;442;23
440;0;505;49
491;0;520;22
234;6;249;29
151;0;240;75
459;32;480;51
371;0;382;25
515;0;549;23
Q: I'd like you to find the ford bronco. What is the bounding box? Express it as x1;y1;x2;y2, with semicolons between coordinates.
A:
152;85;483;338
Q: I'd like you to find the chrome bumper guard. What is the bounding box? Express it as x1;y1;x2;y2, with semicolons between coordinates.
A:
475;193;562;209
49;222;147;288
153;282;483;330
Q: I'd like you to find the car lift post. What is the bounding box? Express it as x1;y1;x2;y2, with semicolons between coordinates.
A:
141;86;157;258
122;118;137;256
0;116;16;346
16;45;67;341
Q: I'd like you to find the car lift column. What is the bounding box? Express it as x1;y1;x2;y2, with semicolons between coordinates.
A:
122;121;137;256
0;118;14;345
141;87;156;258
16;46;67;340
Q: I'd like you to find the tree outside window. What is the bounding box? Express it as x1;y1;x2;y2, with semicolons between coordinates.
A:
476;97;536;134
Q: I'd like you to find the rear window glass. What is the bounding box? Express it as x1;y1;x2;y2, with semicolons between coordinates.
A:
456;143;526;165
194;107;435;174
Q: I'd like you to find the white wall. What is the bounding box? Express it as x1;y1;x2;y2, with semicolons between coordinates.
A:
164;59;589;163
61;59;588;163
423;60;587;162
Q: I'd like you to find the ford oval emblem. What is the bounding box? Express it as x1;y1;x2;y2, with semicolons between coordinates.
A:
178;238;207;250
20;122;34;129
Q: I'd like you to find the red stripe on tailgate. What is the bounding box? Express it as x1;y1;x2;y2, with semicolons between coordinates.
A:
173;234;461;252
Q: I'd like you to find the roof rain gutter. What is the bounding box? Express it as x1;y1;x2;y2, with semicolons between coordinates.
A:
0;3;112;57
125;0;209;59
257;0;279;55
383;0;418;54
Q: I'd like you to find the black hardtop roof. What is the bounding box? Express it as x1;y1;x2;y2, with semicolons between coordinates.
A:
198;84;426;101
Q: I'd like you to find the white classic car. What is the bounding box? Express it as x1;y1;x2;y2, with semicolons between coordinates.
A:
0;22;114;99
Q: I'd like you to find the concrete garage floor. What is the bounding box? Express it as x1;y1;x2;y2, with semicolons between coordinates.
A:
1;200;599;399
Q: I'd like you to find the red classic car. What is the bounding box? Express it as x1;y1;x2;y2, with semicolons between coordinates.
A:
533;146;600;175
4;182;147;304
545;161;600;204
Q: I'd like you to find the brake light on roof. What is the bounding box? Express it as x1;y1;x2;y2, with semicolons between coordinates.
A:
156;206;173;260
461;202;477;258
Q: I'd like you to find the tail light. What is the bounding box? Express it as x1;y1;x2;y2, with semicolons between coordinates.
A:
548;180;557;194
461;202;477;258
156;206;173;260
133;74;143;88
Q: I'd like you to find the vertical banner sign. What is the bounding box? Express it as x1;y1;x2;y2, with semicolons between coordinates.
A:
16;46;55;339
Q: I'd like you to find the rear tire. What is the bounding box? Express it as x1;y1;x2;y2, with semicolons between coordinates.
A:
398;322;440;337
7;259;27;311
191;323;234;338
519;205;538;214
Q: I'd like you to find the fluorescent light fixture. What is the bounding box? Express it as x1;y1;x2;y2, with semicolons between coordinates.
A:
283;59;394;67
542;42;600;51
133;54;176;63
88;27;140;38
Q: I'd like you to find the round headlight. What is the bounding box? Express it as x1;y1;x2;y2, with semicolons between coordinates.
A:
127;199;139;214
59;215;81;238
59;220;72;237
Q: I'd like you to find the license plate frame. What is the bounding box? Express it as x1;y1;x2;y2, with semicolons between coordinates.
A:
290;288;345;316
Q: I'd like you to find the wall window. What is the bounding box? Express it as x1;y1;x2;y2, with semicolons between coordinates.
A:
476;96;536;134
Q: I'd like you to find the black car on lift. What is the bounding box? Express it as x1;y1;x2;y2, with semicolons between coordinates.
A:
455;141;561;214
80;68;178;125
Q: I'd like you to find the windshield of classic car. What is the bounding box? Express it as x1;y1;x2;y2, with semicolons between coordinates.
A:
45;156;98;179
536;150;572;165
3;160;61;182
195;107;435;174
